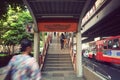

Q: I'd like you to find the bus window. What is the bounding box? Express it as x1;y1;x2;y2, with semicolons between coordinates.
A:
103;40;107;45
116;52;120;56
112;39;119;49
108;40;112;49
103;40;107;49
104;46;107;49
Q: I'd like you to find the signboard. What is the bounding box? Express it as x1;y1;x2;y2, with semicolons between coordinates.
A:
26;23;34;33
38;22;78;32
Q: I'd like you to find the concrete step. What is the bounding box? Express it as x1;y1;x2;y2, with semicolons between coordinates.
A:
46;58;71;61
41;71;83;80
45;61;72;64
46;54;71;58
43;63;73;68
42;71;76;77
42;67;74;71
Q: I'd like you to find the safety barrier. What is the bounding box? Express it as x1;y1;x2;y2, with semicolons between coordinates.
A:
69;42;77;72
40;34;52;69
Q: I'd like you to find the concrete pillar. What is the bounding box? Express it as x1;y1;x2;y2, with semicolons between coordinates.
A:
76;31;83;77
34;32;40;64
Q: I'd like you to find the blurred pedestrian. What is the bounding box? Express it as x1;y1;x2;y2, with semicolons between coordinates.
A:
4;39;41;80
60;33;65;49
54;32;56;37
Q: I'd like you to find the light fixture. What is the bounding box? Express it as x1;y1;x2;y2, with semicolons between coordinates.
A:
41;16;74;18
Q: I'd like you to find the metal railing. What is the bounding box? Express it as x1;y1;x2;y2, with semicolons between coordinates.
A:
40;34;52;69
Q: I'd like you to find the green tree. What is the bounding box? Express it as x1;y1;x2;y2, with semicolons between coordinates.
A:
0;5;33;46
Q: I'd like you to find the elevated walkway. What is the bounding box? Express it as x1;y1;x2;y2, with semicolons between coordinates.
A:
41;37;84;80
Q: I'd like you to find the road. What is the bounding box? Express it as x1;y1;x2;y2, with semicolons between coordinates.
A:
83;58;120;80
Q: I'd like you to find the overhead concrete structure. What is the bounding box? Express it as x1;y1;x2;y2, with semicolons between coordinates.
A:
24;0;95;20
82;0;120;43
23;0;120;43
23;0;96;32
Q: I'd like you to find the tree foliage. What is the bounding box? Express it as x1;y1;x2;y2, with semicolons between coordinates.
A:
0;0;25;19
0;5;33;45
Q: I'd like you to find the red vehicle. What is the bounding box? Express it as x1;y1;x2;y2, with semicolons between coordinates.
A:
88;36;120;64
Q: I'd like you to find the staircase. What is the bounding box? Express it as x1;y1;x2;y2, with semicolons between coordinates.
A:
41;53;81;80
41;37;84;80
42;54;73;71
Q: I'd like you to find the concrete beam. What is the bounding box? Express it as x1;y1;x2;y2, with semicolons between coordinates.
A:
81;0;120;34
23;0;38;32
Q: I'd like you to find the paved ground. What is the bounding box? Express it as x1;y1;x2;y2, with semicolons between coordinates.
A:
0;66;8;80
